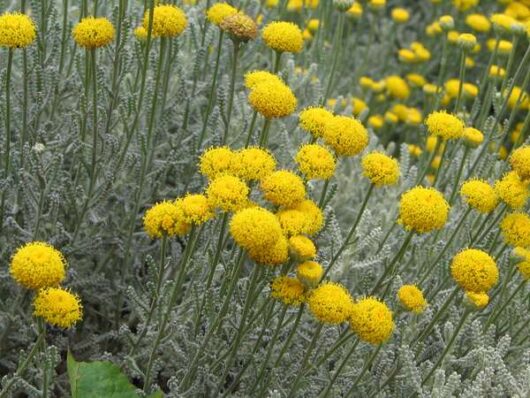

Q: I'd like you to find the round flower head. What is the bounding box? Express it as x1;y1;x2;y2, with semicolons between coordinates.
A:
296;261;324;288
144;201;190;238
399;187;450;233
453;0;478;12
425;111;465;140
299;107;334;138
514;247;530;280
457;33;477;50
232;147;276;181
451;249;499;292
323;116;369;157
463;127;484;148
248;235;289;266
244;70;283;90
334;0;355;11
10;242;66;290
134;26;148;41
308;282;354;324
73;17;115;49
385;75;410;100
206;175;249;212
248;81;297;119
509;146;530;182
289;235;317;261
230;207;283;252
397;285;427;314
261;170;306;208
295;144;336;180
175;194;213;225
271;276;305;306
494;171;529;209
350;297;394;345
143;4;187;38
0;12;36;48
500;213;530;248
33;287;82;328
362;152;400;186
206;3;238;26
460;179;498;213
199;146;236;180
262;21;303;53
464;291;489;310
220;13;258;42
277;200;323;236
392;8;410;23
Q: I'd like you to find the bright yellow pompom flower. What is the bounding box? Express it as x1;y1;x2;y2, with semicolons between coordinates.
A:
143;201;190;238
0;12;36;48
397;285;427;314
248;81;297;119
248;235;289;266
199;146;236;180
33;287;83;329
244;70;283;90
463;127;484;148
350;297;394;345
500;213;530;248
271;276;305;306
425;111;465;140
296;261;323;287
299;107;334;138
230;207;283;253
295;144;336;180
175;194;213;225
262;21;303;53
277;199;324;236
460;179;498;213
206;3;238;26
399;187;450;233
10;242;66;290
465;14;491;32
308;282;354;324
232;147;276;181
323;116;369;157
73;17;115;49
288;235;317;261
206;175;249;212
385;75;410;100
464;291;489;309
494;171;529;209
143;5;187;38
362;152;400;186
391;8;410;23
450;249;499;292
509;146;530;182
261;170;306;208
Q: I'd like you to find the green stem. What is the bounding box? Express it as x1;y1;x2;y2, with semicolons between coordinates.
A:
453;48;467;114
322;12;345;104
223;41;240;145
258;118;272;147
1;49;13;229
449;146;470;205
485;278;525;329
273;51;282;73
345;344;383;397
245;110;258;147
433;140;449;188
320;338;359;398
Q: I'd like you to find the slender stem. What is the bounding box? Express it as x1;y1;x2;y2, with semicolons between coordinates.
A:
244;111;258;147
322;12;345;104
273;51;282;73
258;118;272;147
453;48;467;114
449;146;469;205
345;344;383;397
433;140;449;188
318;179;331;208
0;49;13;229
320;338;359;398
223;42;240;145
485;279;525;329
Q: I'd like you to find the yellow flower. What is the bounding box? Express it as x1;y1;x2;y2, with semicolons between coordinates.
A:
289;235;317;261
0;12;36;48
460;179;498;213
347;2;363;19
199;146;236;180
143;4;187;38
144;201;190;238
271;276;305;306
350;297;394;344
277;199;324;236
295;144;336;180
385;75;410;100
296;261;323;287
425;111;465;140
307;19;320;33
230;207;283;253
308;282;354;324
457;33;477;49
299;107;334;138
450;249;499;292
232;147;276;181
244;70;283;90
262;21;303;53
73;17;115;49
465;14;491;32
452;0;478;11
494;171;529;209
514;247;530;280
464;291;489;309
323;115;369;157
399;187;450;233
397;285;427;314
501;212;530;248
134;26;147;41
10;242;66;290
463;127;484;147
391;8;409;23
489;65;506;79
33;287;83;329
248;81;297;119
368;115;384;129
206;175;249;212
206;2;238;26
175;194;213;225
408;145;422;157
351;98;368;116
248;235;289;266
220;13;258;42
491;13;522;34
510;146;530;181
362;152;400;186
261;170;306;208
406;73;427;87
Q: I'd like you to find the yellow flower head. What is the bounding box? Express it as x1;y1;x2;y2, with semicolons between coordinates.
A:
514;247;530;280
350;297;394;344
73;17;115;49
308;282;354;324
10;242;66;290
134;26;148;41
465;14;491;32
143;5;187;38
463;127;484;148
271;276;305;306
323;115;369;157
399;187;450;233
144;201;190;238
391;8;409;23
457;33;477;49
362;152;400;186
277;199;324;236
33;287;83;329
244;70;283;90
289;235;317;261
261;170;306;208
248;81;297;119
501;212;530;248
494;171;529;209
460;179;498;213
230;207;283;253
385;75;410;100
248;235;289;266
425;111;465;140
175;194;213;225
452;0;478;11
299;107;334;138
491;13;522;34
464;291;489;309
199;146;236;180
451;248;499;292
206;2;238;26
262;21;303;53
0;12;36;48
296;261;323;287
397;285;427;313
232;147;276;181
510;146;530;181
295;144;336;180
206;175;249;212
220;13;258;42
347;2;363;19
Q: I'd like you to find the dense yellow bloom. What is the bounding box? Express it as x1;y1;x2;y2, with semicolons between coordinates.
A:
501;213;530;247
175;194;213;225
232;147;276;181
0;12;36;48
143;5;187;38
262;21;303;53
397;285;427;314
308;282;354;324
134;26;147;41
323;116;369;157
399;187;450;233
206;175;249;212
425;111;465;140
261;170;306;208
489;65;506;78
220;13;258;42
465;14;491;32
453;0;478;11
514;247;530;280
230;207;282;252
460;179;498;213
406;73;427;87
295;144;336;180
271;276;305;306
491;13;522;33
244;70;283;90
362;152;400;186
451;249;499;292
350;297;394;345
368;115;384;129
299;107;334;138
73;17;115;49
463;127;484;147
368;0;386;10
296;261;323;287
199;146;236;180
494;171;529;209
391;8;409;23
347;2;363;18
464;291;489;309
457;33;477;49
385;75;410;100
33;288;83;329
277;199;324;236
144;201;190;238
510;146;530;181
288;235;317;261
10;242;66;290
408;145;422;157
248;81;297;119
248;235;289;266
206;3;238;26
351;98;368;116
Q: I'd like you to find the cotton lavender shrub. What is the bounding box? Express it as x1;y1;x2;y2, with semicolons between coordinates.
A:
0;0;529;397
